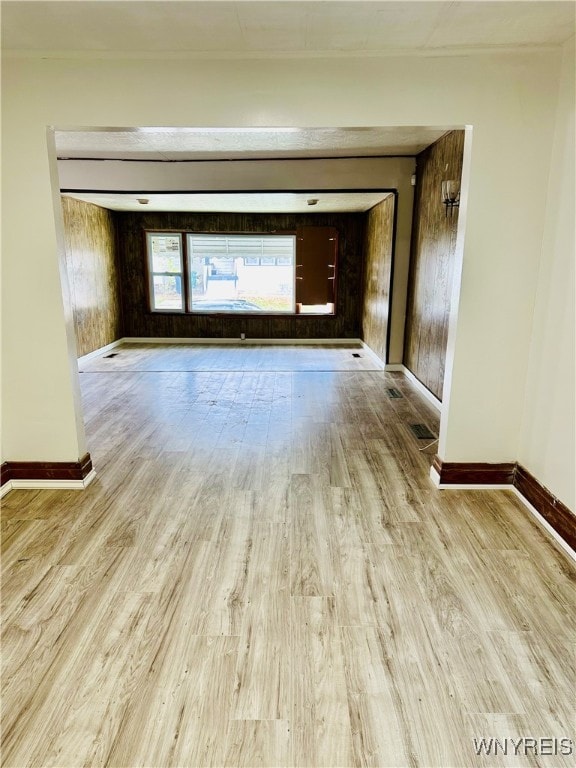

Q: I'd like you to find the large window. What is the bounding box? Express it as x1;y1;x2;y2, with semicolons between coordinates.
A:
146;228;337;315
187;234;295;313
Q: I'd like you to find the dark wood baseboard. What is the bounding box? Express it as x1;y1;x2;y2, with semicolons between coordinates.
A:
433;456;575;552
1;453;93;487
431;456;516;485
514;464;576;552
1;462;12;487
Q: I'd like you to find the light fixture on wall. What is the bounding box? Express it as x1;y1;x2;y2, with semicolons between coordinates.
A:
441;181;460;216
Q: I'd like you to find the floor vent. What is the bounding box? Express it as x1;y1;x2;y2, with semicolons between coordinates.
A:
387;387;403;398
103;353;118;358
410;423;436;440
352;353;361;358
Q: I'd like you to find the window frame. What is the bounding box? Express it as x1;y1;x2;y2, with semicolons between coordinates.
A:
146;231;186;314
144;228;337;316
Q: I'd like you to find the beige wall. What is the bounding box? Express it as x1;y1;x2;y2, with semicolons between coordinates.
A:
0;50;570;500
518;37;575;511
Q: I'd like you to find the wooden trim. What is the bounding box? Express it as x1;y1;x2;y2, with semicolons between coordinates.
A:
432;457;516;485
514;464;576;552
1;462;11;487
432;457;575;552
0;453;93;485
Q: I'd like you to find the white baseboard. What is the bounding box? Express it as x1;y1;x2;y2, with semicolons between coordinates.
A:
430;466;575;563
360;342;385;369
511;486;576;563
397;366;442;411
430;464;511;491
121;337;364;346
429;466;441;487
1;469;96;497
359;344;441;412
78;339;123;366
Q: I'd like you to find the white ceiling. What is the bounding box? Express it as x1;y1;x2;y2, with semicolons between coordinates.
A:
63;191;393;213
54;126;450;160
3;1;574;56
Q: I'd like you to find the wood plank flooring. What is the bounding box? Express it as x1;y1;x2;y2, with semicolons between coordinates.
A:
2;344;575;768
79;342;382;373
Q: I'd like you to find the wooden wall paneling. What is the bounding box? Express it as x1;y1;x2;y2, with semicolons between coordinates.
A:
403;131;465;401
361;195;395;363
221;316;271;340
116;212;365;340
61;197;122;357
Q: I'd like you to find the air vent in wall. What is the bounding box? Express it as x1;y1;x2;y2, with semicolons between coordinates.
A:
103;353;119;358
352;353;361;358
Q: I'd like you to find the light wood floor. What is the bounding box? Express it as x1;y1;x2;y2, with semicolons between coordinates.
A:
79;342;383;373
2;345;574;768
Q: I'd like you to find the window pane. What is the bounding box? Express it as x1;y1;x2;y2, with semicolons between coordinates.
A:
152;275;183;310
188;234;295;313
149;234;182;273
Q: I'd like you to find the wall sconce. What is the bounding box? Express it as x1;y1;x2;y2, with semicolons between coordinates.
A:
441;180;460;216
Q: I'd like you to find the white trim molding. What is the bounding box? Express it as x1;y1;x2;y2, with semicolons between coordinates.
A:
511;487;576;564
122;337;365;346
430;465;575;563
78;339;123;366
1;469;96;496
397;366;442;411
360;342;386;369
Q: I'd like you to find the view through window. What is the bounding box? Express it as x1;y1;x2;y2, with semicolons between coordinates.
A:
146;229;336;315
188;234;295;313
147;232;184;311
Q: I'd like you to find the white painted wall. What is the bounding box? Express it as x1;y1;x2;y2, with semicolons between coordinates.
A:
518;37;575;511
58;155;416;363
0;51;568;495
57;156;414;192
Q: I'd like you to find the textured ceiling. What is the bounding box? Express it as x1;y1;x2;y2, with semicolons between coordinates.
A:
62;191;393;213
55;126;450;160
3;2;574;56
